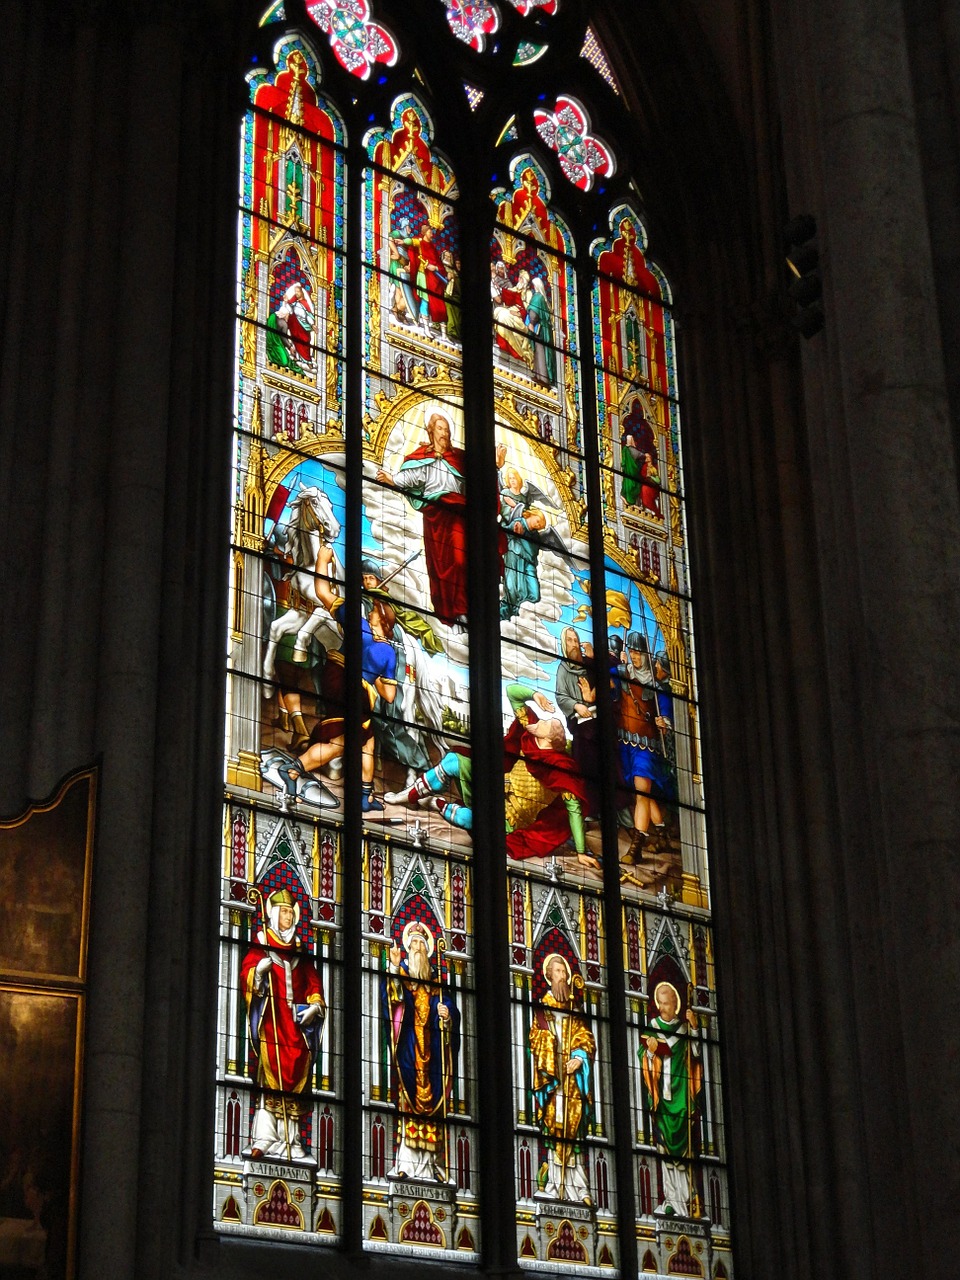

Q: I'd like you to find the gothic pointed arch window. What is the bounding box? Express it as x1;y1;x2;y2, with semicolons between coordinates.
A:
215;3;732;1275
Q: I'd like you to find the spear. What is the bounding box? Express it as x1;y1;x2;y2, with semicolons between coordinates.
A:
638;596;668;757
372;548;422;592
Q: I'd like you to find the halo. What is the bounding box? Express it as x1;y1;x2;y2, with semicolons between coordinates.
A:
541;952;571;984
402;919;435;958
423;403;454;433
653;980;681;1012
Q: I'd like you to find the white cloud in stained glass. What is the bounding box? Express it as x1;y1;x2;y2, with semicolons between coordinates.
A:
580;25;620;95
258;1;286;24
306;0;399;80
506;0;557;13
439;0;501;53
513;41;548;66
533;94;615;191
464;83;485;110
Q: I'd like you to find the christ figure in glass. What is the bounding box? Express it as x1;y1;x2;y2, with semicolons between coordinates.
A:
376;412;468;628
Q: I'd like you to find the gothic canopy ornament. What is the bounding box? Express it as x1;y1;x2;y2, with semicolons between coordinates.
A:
306;0;399;79
533;94;615;191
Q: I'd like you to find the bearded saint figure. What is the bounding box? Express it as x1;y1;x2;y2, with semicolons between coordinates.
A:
240;888;326;1161
383;920;461;1181
528;953;596;1203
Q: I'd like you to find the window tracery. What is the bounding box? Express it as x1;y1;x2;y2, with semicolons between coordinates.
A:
441;0;501;52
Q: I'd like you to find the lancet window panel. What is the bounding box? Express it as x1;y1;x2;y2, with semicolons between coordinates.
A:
595;390;686;531
490;228;579;377
599;563;705;806
260;1;287;25
361;192;463;370
492;153;619;1270
214;955;344;1149
495;645;603;874
355;79;479;1225
218;24;354;1246
238;134;345;264
591;213;682;546
225;444;351;811
213;1085;345;1242
356;97;473;860
357;367;473;851
623;907;732;1278
362;96;462;381
236;271;347;389
360;836;480;1259
492;369;591;651
593;373;685;506
591;208;677;396
213;802;345;1240
509;875;619;1272
584;202;708;909
492;150;598;883
238;40;347;398
492;157;581;396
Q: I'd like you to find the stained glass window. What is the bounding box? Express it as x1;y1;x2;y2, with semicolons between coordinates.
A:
217;6;732;1277
218;33;346;1241
359;94;480;1258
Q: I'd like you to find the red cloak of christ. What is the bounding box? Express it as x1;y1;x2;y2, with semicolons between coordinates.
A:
399;443;469;625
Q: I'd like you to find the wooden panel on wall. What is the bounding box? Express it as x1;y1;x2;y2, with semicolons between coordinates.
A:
0;766;97;1280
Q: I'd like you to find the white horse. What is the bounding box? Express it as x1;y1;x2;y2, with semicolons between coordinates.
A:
396;629;448;742
262;486;344;692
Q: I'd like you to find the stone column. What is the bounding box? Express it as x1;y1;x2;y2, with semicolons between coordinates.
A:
0;5;239;1277
772;0;960;1271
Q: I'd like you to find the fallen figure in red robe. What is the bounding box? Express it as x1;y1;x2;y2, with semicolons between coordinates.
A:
385;682;600;870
